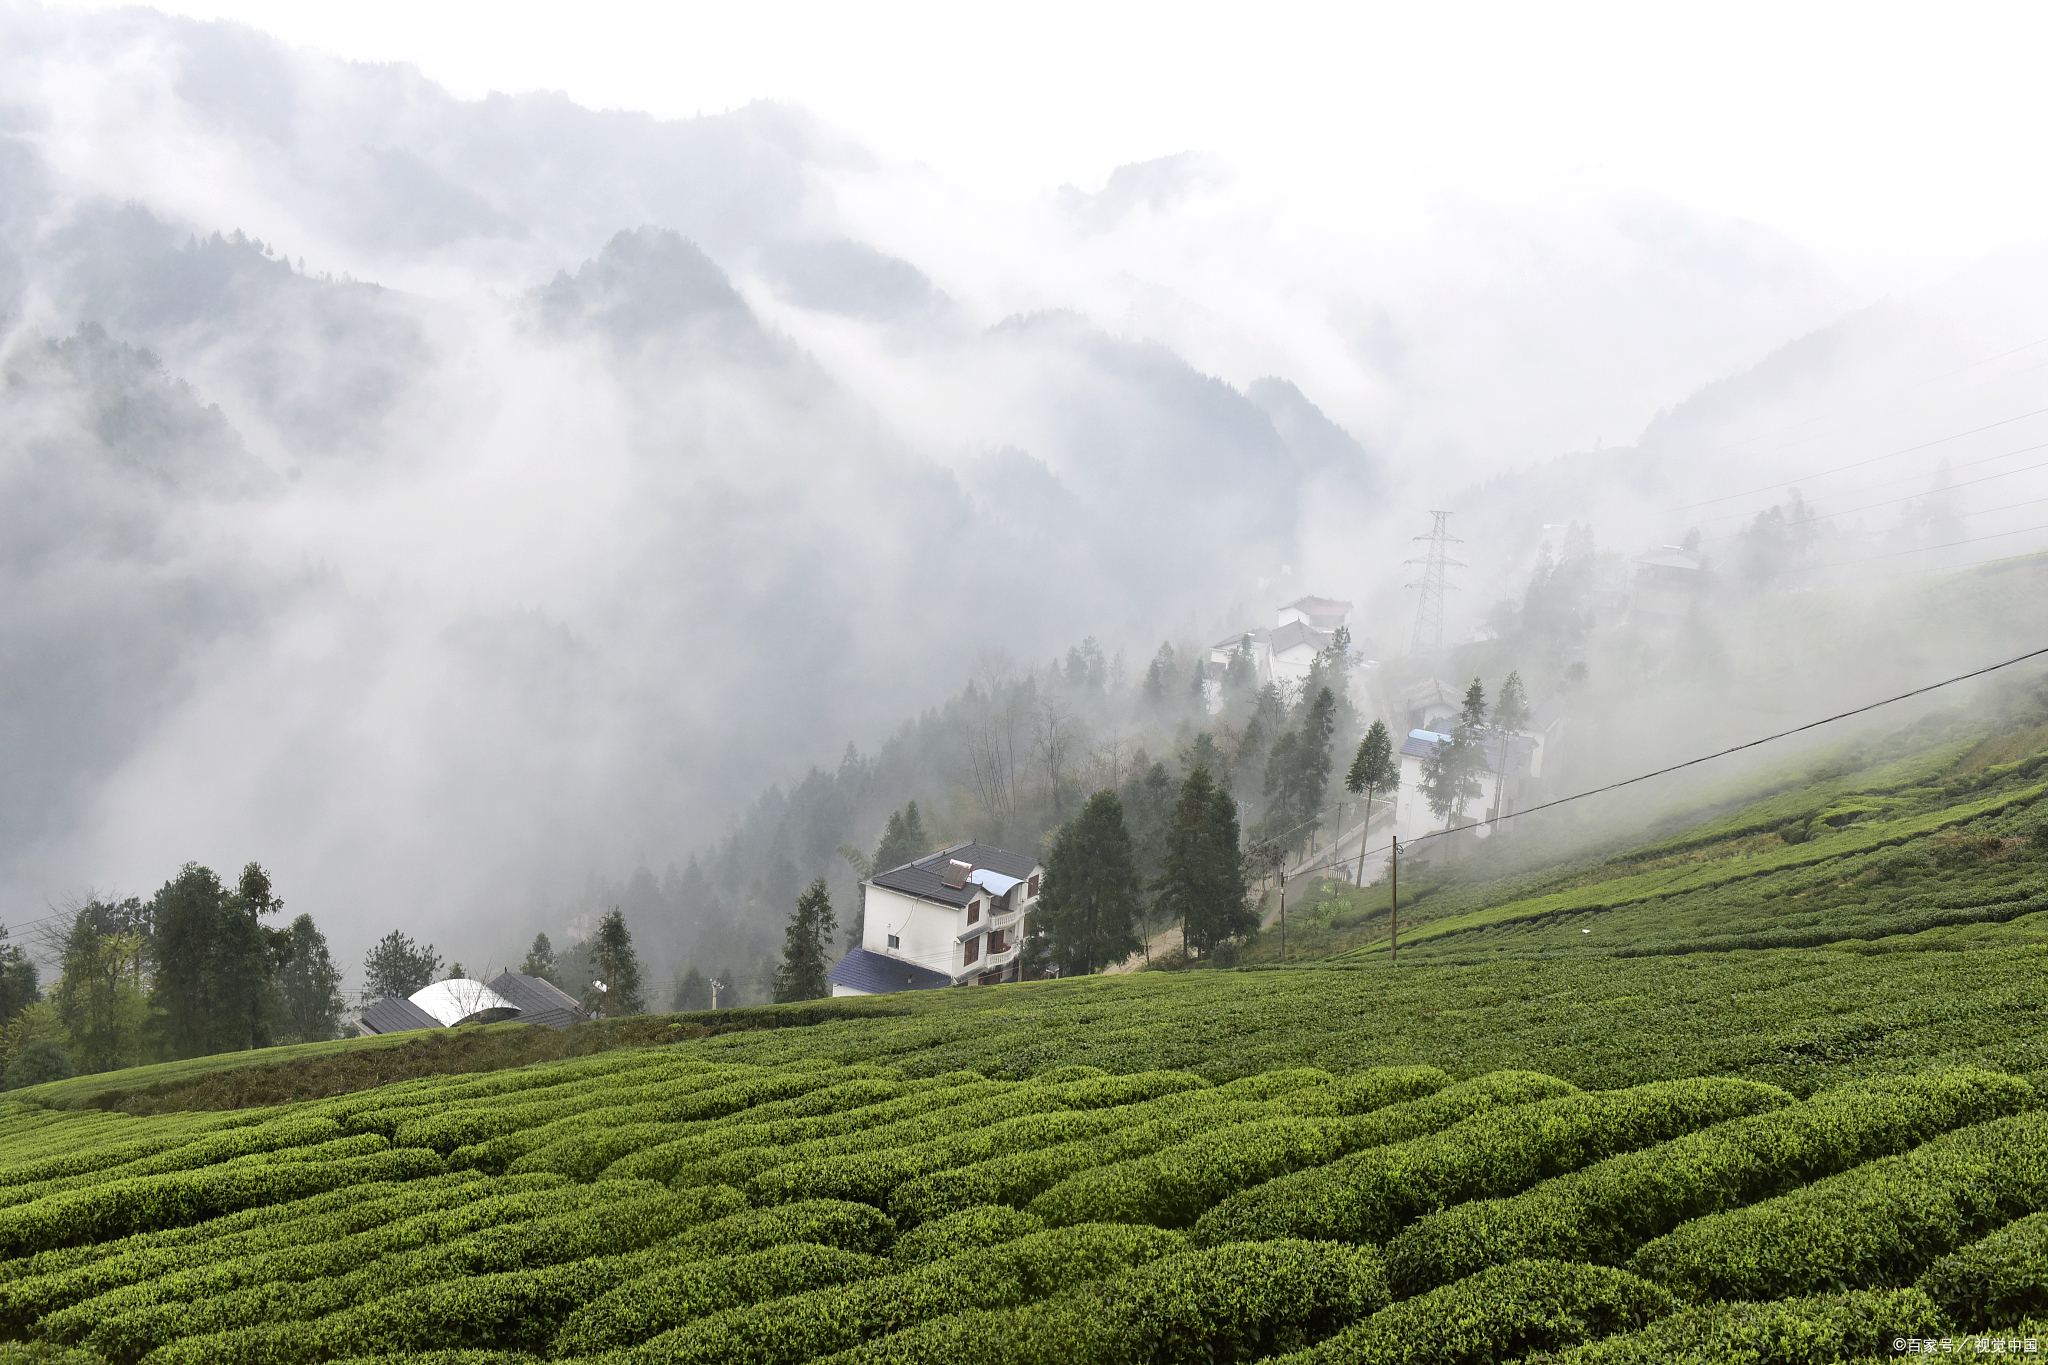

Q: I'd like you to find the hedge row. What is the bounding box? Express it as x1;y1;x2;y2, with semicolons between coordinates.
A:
1628;1109;2048;1301
879;1067;1441;1228
744;1072;1214;1207
1383;1067;2033;1294
884;1102;1275;1227
1549;1287;1941;1363
1917;1210;2048;1325
612;1222;1186;1365
0;1147;447;1259
0;1115;258;1190
1281;1259;1673;1365
387;1063;757;1151
818;1238;1389;1365
675;1072;1214;1195
507;1074;924;1181
889;1204;1043;1267
0;1115;346;1209
551;1242;894;1355
0;1173;524;1331
1194;1077;1793;1247
605;1075;1003;1185
78;1184;742;1362
447;1070;879;1172
39;1176;637;1340
326;1054;730;1137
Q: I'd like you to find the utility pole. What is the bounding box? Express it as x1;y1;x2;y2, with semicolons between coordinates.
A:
1389;837;1399;965
1405;511;1465;656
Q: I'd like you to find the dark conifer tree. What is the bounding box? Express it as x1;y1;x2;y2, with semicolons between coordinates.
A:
363;930;441;1000
772;879;838;1003
1155;766;1253;958
520;933;560;985
584;908;645;1016
279;914;344;1043
1039;790;1145;975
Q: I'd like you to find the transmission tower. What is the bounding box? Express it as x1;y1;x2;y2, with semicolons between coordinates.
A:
1405;510;1464;655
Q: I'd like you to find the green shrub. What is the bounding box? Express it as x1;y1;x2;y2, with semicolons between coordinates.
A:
604;1074;1001;1186
553;1242;892;1354
1916;1210;2048;1326
1282;1259;1673;1365
0;1115;348;1209
1628;1110;2048;1301
40;1177;642;1342
0;1173;532;1332
890;1205;1044;1266
0;1147;446;1258
1277;1065;1452;1117
1383;1067;2032;1294
1194;1076;1785;1247
617;1222;1185;1365
821;1239;1388;1365
80;1184;741;1361
1549;1287;1941;1363
746;1072;1212;1207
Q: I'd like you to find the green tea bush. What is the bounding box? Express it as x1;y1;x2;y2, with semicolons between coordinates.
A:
1628;1110;2048;1301
78;1184;740;1361
889;1205;1044;1266
1549;1287;1941;1363
0;1116;347;1209
0;1147;445;1258
1194;1077;1790;1247
746;1072;1211;1207
616;1222;1185;1365
821;1239;1388;1365
605;1075;1001;1185
39;1177;643;1341
1383;1067;2032;1293
1281;1259;1673;1365
1916;1210;2048;1326
1028;1115;1356;1228
0;1173;536;1331
1277;1065;1452;1117
552;1243;893;1354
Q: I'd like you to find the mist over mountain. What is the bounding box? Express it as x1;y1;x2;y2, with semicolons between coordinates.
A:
4;3;2046;997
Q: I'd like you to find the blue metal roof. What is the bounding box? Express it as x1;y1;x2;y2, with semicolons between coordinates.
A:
828;946;954;994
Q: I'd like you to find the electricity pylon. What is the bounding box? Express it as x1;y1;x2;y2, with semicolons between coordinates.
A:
1405;511;1464;655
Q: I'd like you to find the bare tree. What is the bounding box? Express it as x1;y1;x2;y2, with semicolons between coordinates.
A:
967;718;1021;835
1036;695;1083;820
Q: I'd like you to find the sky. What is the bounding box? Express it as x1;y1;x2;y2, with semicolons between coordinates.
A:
39;0;2048;293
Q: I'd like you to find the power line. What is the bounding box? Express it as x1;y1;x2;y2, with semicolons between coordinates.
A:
1344;640;2048;869
1802;519;2048;572
1700;446;2048;543
1661;404;2048;514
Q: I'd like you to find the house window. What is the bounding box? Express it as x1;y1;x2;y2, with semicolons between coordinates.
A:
967;901;980;924
1027;874;1040;897
887;934;900;949
963;936;980;964
988;929;1008;954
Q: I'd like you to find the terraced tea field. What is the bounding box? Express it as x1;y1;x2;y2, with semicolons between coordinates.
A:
0;933;2042;1365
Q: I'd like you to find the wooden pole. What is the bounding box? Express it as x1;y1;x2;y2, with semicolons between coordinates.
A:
1389;836;1399;966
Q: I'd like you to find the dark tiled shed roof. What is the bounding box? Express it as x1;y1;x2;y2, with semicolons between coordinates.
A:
828;946;954;994
359;995;444;1035
487;970;589;1030
870;841;1039;908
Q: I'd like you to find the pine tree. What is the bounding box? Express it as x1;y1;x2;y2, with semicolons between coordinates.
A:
1345;719;1398;882
1039;790;1146;975
364;930;441;1000
1488;670;1532;826
672;966;712;1011
1262;686;1337;854
583;908;645;1016
772;879;838;1003
1155;766;1253;958
279;914;343;1043
870;801;928;875
520;933;559;986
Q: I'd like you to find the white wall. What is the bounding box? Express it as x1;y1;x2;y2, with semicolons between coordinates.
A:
864;883;963;976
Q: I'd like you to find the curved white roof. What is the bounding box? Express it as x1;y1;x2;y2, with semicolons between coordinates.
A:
407;978;520;1027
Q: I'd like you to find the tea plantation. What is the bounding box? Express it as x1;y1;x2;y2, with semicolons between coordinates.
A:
2;703;2047;1363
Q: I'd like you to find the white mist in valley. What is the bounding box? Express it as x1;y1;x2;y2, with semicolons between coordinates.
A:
4;3;2048;999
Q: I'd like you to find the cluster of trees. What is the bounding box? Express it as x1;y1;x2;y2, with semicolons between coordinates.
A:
1417;672;1531;831
0;862;345;1087
509;910;646;1018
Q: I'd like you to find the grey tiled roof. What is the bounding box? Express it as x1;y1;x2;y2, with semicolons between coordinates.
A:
870;841;1039;908
487;971;589;1029
828;946;954;994
359;995;444;1035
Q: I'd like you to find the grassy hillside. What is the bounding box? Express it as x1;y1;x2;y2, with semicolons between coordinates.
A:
2;683;2046;1361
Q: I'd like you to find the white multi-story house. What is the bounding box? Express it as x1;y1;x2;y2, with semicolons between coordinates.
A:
1206;596;1353;708
828;841;1044;996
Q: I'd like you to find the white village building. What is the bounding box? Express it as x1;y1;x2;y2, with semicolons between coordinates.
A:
829;841;1044;996
1206;596;1353;708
